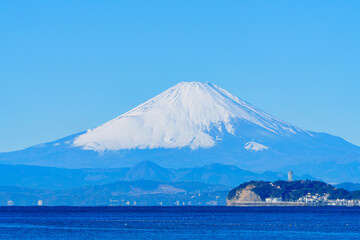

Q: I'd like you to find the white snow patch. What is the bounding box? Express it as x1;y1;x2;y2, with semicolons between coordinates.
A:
244;141;269;152
73;82;304;151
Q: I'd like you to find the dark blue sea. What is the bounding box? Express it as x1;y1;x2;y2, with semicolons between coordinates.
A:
0;206;359;239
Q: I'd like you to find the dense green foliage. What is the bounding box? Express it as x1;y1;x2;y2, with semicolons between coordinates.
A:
228;180;360;201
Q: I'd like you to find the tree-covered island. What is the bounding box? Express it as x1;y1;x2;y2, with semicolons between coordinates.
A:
227;180;360;206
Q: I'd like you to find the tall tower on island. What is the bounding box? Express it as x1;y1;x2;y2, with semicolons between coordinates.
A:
288;170;293;182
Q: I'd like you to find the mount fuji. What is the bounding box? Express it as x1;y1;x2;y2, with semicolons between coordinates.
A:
1;82;360;182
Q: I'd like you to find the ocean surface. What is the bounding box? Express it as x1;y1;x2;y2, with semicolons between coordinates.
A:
0;206;359;239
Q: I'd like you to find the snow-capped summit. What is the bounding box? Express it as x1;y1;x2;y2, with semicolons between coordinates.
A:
73;82;303;151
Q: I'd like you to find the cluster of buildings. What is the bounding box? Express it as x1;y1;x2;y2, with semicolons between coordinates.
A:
109;198;221;206
296;193;360;206
265;171;360;206
6;200;43;206
109;200;137;206
265;197;283;203
265;194;360;206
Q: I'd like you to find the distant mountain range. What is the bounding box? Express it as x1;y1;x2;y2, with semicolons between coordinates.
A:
1;82;360;183
0;160;358;206
335;182;360;192
0;161;316;191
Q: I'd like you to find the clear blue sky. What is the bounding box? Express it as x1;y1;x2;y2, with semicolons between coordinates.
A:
1;0;359;152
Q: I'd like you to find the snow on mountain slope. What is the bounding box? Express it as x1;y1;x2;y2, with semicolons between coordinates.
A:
244;141;269;152
73;82;305;151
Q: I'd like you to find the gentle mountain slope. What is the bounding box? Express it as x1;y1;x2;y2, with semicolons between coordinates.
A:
336;182;360;192
122;161;174;182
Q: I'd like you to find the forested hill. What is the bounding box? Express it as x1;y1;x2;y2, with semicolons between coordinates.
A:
228;180;360;201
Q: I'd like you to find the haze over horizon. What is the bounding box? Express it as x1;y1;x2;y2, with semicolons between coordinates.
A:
1;1;360;152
